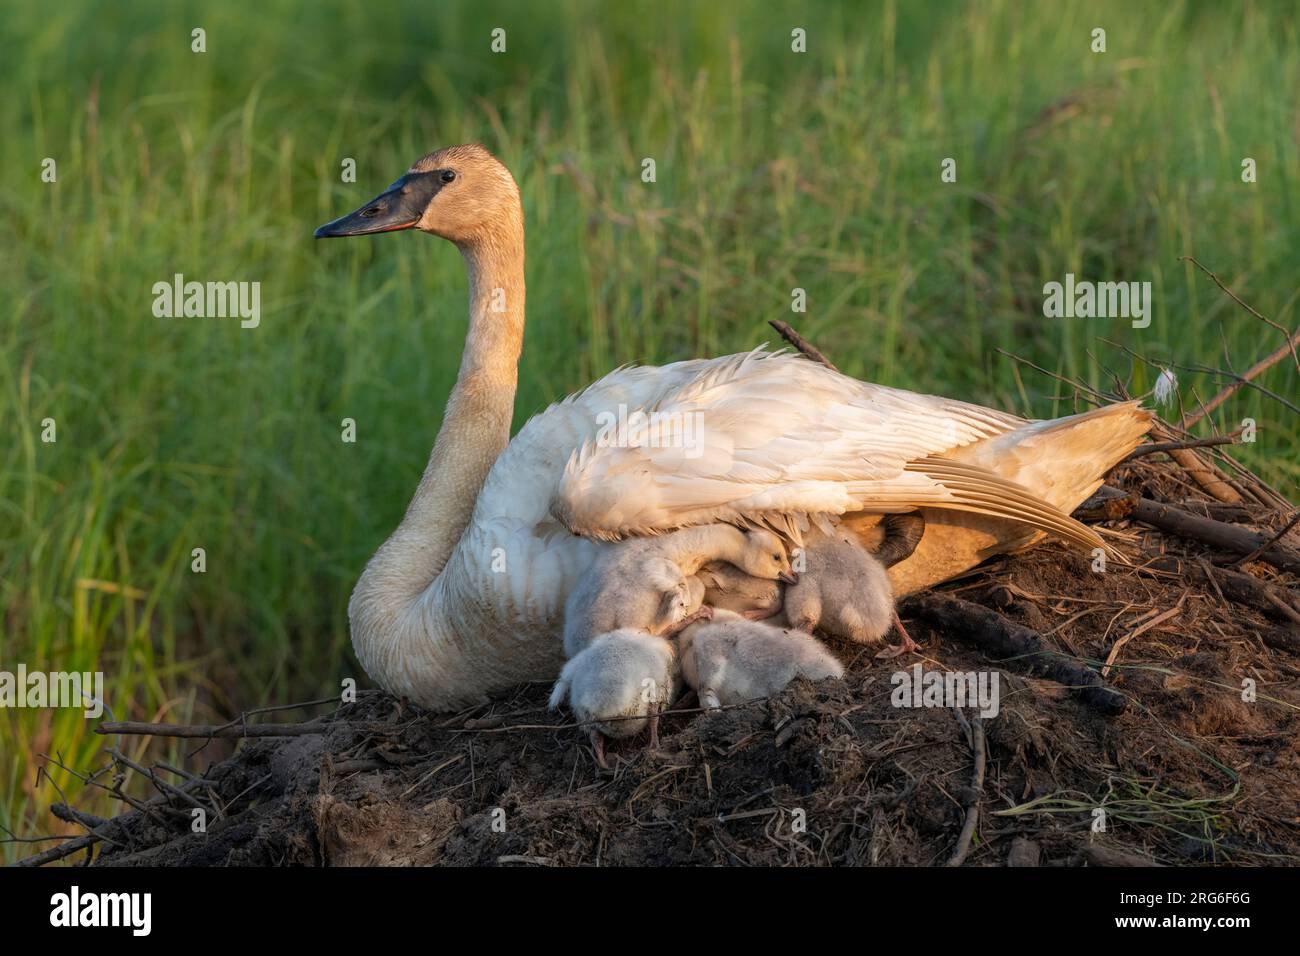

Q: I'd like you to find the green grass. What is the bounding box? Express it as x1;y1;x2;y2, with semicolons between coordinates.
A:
2;0;1297;861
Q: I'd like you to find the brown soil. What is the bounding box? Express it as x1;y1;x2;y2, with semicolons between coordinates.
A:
66;458;1300;866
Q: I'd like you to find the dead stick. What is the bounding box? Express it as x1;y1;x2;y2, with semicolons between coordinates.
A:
16;772;213;867
108;749;212;814
1077;844;1165;867
206;695;343;735
1144;556;1300;624
1076;490;1300;576
1101;598;1185;678
1129;499;1300;575
13;833;101;867
1149;423;1242;504
97;720;332;738
768;320;839;371
904;594;1127;715
1263;591;1300;628
49;803;125;850
1125;435;1238;459
1178;256;1299;375
946;711;986;867
1180;334;1300;429
50;803;109;830
1230;510;1300;569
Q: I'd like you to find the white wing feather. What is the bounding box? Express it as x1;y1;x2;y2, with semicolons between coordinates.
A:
548;349;1104;549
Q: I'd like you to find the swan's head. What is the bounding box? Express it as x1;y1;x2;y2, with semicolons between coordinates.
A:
314;143;521;245
739;529;797;583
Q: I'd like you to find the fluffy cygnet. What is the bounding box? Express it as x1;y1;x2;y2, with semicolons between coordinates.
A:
563;554;708;658
563;524;790;656
784;525;919;658
677;609;843;709
694;560;784;620
548;629;678;768
650;523;795;579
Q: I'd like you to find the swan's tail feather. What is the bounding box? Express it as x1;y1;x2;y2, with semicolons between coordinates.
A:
844;402;1151;554
953;401;1152;503
904;456;1105;552
939;400;1154;549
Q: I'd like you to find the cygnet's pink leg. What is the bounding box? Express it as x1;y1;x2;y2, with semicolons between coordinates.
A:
742;601;785;621
665;605;713;636
873;609;919;659
590;729;612;770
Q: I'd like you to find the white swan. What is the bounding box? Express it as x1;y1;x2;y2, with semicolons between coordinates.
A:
315;144;1153;711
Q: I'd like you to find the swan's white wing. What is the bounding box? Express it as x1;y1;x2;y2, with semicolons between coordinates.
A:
550;349;1105;550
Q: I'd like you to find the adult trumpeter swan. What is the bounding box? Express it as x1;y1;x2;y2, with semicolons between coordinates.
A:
316;144;1152;710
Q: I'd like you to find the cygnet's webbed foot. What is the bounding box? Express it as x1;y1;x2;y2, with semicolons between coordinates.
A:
665;605;713;637
873;608;919;659
742;602;784;621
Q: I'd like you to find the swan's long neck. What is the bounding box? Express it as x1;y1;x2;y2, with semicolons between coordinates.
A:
349;219;525;694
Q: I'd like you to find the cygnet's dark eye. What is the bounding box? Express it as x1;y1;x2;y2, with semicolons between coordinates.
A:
440;169;457;184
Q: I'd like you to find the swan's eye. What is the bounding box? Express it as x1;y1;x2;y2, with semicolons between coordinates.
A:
440;169;457;184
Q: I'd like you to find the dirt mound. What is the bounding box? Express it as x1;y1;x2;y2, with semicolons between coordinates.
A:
28;456;1300;868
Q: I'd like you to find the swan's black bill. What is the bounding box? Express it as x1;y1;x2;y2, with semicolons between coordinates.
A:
314;170;444;238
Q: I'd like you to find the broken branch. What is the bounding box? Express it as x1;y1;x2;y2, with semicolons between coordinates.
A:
903;593;1128;715
946;711;986;867
768;319;840;371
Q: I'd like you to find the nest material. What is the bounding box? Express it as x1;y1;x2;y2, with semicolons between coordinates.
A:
31;450;1297;868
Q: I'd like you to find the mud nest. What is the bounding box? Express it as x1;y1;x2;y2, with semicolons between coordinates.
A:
26;453;1300;868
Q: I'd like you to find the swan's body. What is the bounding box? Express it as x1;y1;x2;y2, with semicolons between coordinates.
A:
318;144;1153;711
678;610;844;709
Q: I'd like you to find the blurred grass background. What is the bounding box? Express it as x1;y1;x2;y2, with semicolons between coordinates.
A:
1;0;1297;860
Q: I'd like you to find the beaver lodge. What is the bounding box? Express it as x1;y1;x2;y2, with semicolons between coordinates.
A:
19;354;1300;869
